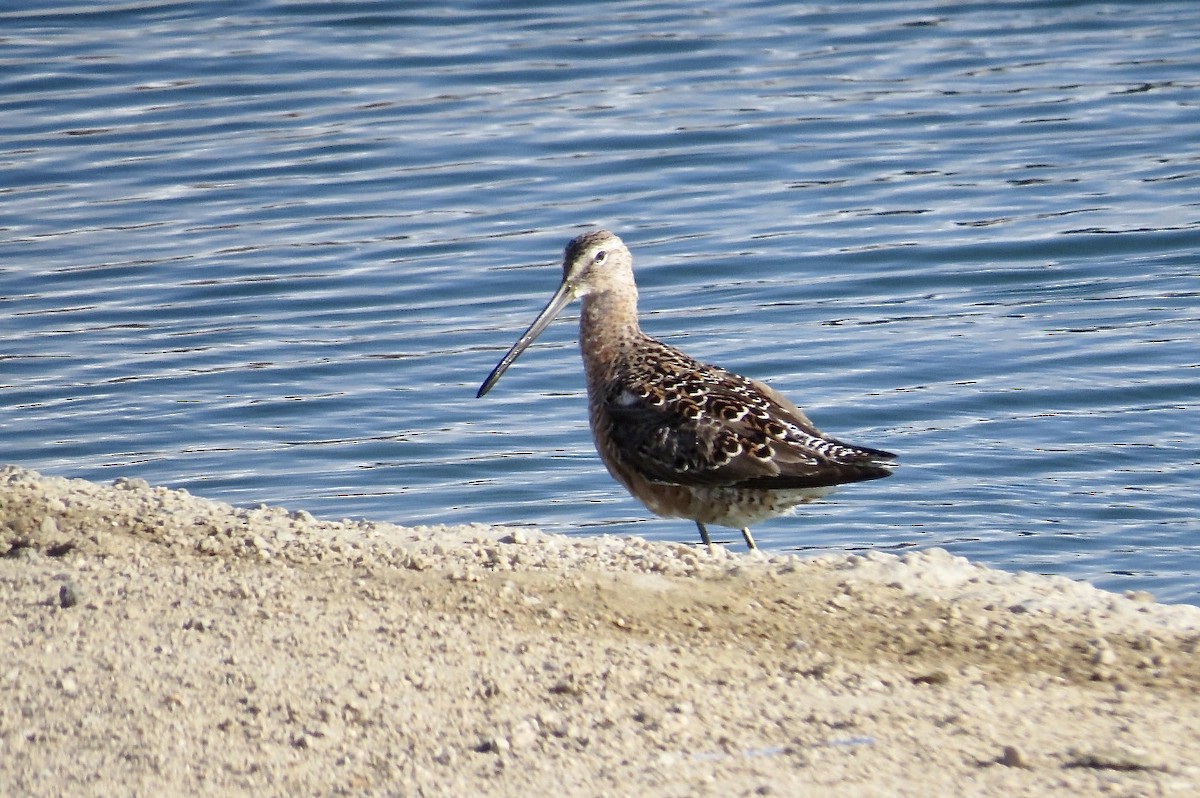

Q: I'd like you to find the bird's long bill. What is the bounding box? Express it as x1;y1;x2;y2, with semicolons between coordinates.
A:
476;279;575;397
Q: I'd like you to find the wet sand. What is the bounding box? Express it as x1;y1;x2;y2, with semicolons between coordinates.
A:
3;464;1198;796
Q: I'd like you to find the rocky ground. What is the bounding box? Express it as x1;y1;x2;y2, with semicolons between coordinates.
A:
2;464;1198;796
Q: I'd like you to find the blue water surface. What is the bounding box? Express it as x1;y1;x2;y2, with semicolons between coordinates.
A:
2;1;1198;603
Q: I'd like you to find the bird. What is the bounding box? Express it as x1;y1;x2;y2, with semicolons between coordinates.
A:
477;230;896;550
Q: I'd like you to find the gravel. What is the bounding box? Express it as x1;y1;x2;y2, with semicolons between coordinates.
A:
3;464;1199;796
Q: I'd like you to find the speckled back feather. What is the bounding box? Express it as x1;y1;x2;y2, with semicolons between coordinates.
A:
598;335;894;491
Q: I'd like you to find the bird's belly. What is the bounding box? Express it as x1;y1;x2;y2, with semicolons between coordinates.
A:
621;475;836;530
684;485;836;528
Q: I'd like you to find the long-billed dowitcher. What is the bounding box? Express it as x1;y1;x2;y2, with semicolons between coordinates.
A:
477;230;896;550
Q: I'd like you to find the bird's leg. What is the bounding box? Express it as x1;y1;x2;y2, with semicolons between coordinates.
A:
741;527;757;550
695;521;713;552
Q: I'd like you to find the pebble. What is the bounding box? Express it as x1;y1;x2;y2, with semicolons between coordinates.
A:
58;583;78;609
113;477;150;491
508;720;538;750
537;711;568;737
998;745;1028;768
476;735;510;754
912;671;949;686
1068;746;1158;771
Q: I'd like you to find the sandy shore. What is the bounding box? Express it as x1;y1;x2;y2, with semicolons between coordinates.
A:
2;465;1198;796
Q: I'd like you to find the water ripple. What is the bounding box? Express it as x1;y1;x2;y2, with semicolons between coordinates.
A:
2;0;1198;603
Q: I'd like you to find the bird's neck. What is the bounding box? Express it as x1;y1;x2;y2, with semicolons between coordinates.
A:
578;288;644;384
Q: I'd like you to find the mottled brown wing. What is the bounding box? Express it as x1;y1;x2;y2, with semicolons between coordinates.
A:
602;384;774;488
735;375;896;487
602;366;894;490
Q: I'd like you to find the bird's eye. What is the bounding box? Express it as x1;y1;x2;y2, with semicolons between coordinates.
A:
593;250;607;263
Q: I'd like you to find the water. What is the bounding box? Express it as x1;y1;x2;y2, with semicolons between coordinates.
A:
3;1;1198;603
